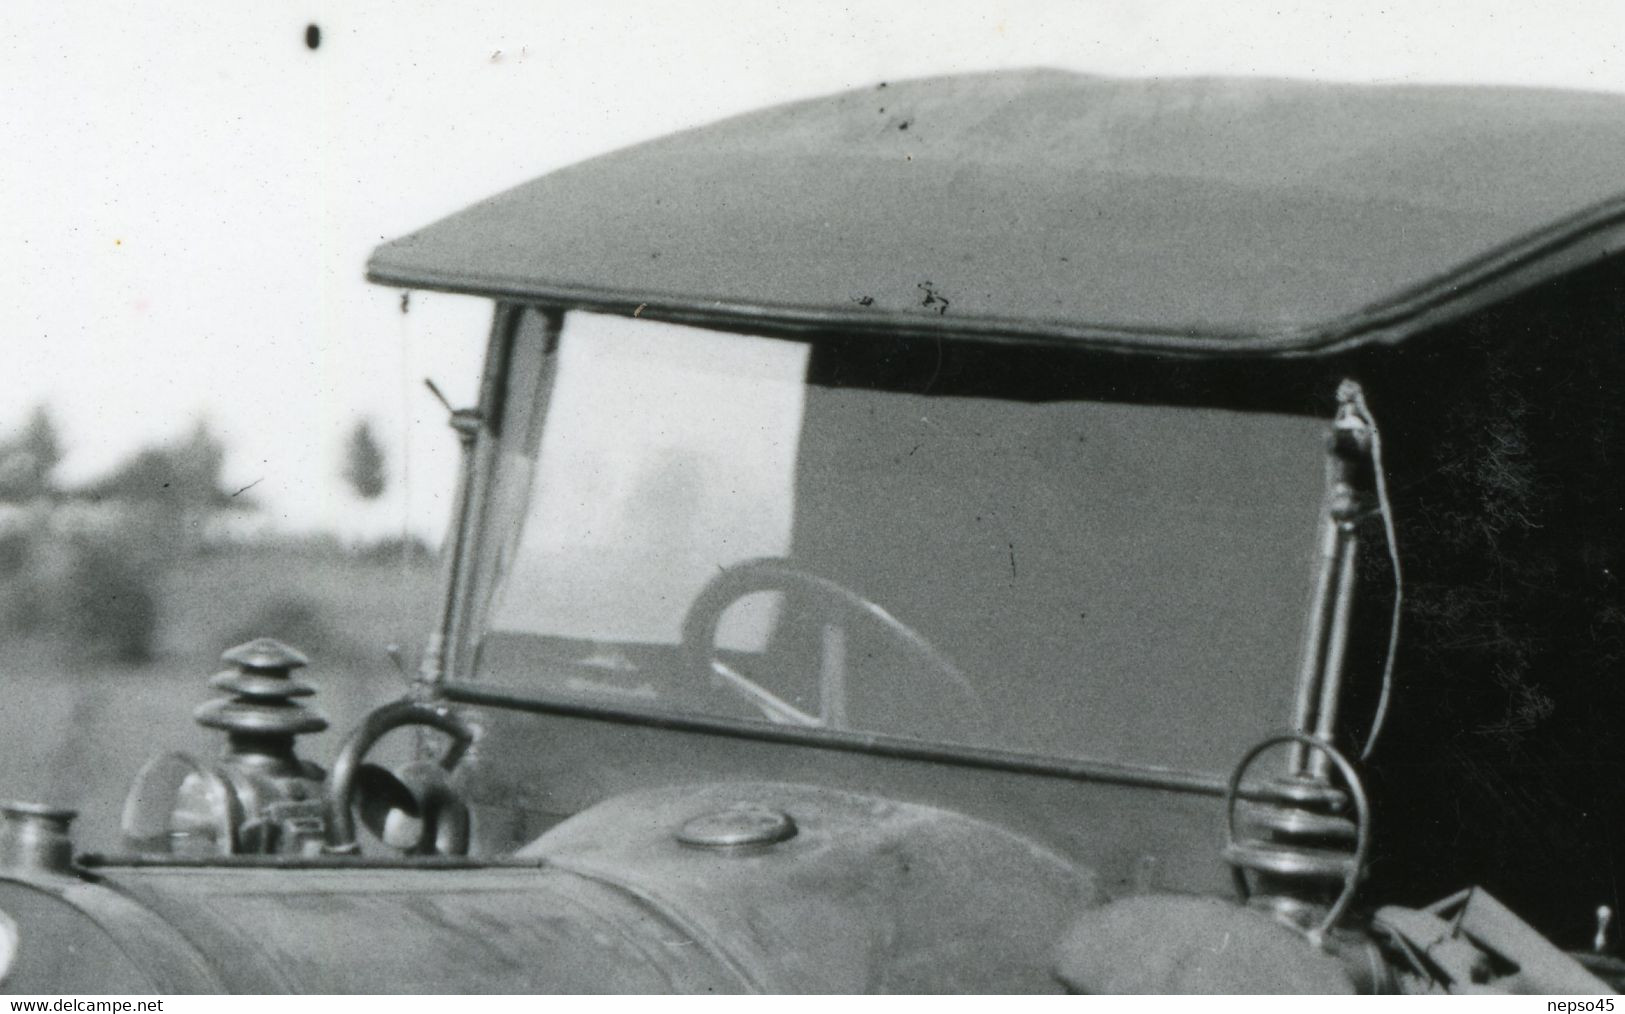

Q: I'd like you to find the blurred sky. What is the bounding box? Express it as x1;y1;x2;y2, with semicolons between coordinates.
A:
4;1;1625;539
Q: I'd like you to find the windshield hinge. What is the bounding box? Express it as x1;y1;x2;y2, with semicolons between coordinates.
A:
424;378;483;444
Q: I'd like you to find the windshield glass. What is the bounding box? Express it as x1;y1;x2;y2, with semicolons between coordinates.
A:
473;309;1327;774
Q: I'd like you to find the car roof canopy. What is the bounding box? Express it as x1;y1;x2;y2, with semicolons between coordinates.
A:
369;69;1625;357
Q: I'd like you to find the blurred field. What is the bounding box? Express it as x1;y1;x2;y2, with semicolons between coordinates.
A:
0;542;438;852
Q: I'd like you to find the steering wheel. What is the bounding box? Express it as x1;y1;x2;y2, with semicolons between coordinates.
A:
679;557;980;730
323;699;474;856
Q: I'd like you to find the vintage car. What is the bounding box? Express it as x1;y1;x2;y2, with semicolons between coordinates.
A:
4;69;1625;994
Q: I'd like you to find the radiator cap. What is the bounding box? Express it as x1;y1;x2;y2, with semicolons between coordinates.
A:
0;801;78;877
677;805;797;849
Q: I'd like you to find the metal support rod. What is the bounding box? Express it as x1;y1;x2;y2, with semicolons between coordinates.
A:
422;303;520;687
1310;529;1361;779
1287;380;1375;774
417;419;476;688
1289;515;1341;772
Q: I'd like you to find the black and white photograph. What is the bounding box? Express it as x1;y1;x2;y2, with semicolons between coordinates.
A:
3;0;1625;997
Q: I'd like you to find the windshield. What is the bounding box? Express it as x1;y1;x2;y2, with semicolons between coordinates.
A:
471;308;1326;774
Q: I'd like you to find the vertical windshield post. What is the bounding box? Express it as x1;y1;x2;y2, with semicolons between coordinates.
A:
1288;379;1380;775
1222;379;1389;935
419;302;524;687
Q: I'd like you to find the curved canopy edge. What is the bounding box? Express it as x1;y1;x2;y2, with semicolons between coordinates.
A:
369;199;1625;359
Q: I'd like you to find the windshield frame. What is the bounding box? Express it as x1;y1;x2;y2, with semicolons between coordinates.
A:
426;300;1337;793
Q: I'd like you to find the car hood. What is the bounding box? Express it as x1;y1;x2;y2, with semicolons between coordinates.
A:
1;782;1097;993
520;780;1101;992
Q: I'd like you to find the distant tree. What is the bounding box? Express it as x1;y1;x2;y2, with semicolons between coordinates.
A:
18;407;61;480
84;418;239;510
173;418;229;505
342;419;388;500
0;405;63;502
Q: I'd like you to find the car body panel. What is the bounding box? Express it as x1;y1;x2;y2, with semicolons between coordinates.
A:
2;781;1095;993
522;780;1098;992
457;697;1232;900
4;864;742;993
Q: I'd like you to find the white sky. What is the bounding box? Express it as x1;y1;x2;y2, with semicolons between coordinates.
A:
4;1;1624;539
